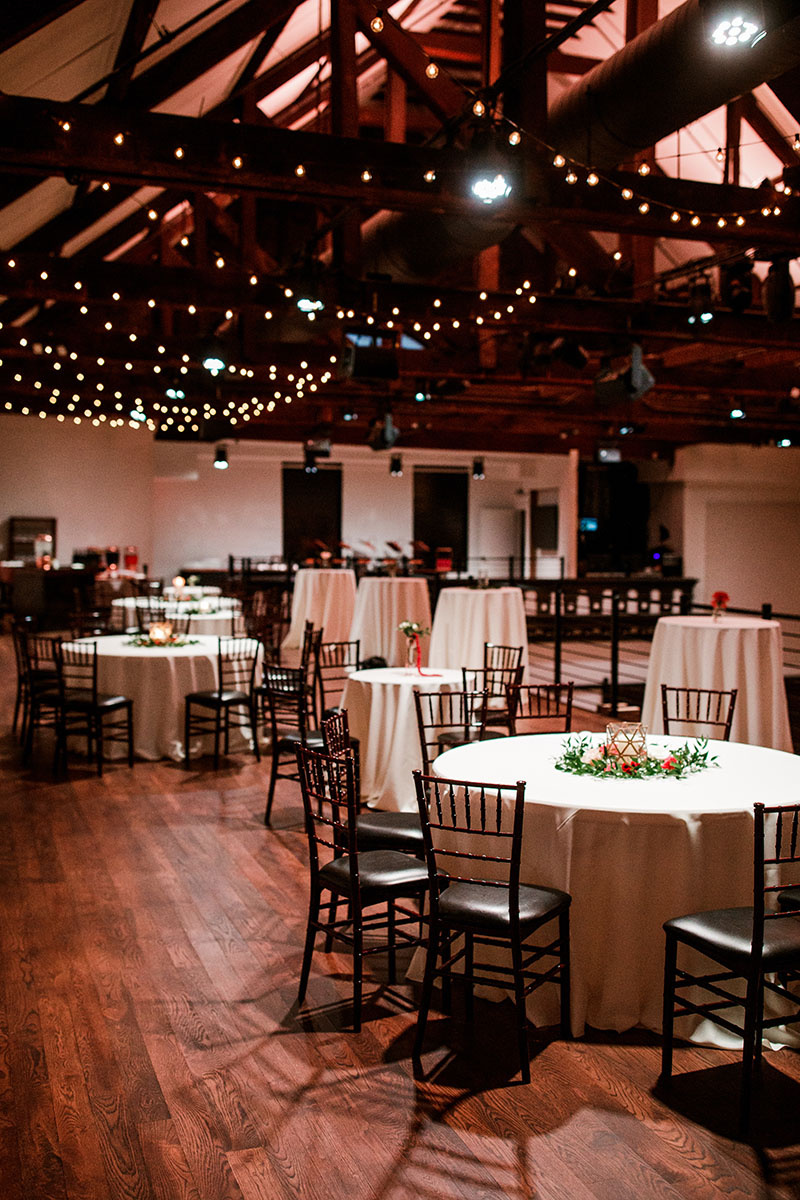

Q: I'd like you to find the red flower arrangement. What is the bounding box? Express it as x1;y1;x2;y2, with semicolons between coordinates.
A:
711;590;730;611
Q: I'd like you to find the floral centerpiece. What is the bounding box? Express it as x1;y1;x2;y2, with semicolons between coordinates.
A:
555;733;717;780
711;590;730;621
127;622;199;648
398;620;430;672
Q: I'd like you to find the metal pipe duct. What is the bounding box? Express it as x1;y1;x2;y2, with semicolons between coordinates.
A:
547;0;800;169
361;0;800;282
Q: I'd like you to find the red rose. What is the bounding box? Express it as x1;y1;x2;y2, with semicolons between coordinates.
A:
711;591;729;610
662;756;677;770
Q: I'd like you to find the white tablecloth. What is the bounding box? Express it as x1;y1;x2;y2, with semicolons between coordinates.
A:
70;634;258;761
428;586;529;677
641;615;792;752
163;585;222;600
112;596;240;637
341;666;462;812
432;733;800;1037
282;568;357;649
349;577;432;666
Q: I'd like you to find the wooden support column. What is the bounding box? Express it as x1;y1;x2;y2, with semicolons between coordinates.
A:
622;0;659;298
330;0;361;274
384;69;407;143
725;99;742;186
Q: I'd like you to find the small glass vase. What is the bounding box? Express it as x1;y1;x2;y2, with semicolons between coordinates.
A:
712;606;723;621
406;638;418;671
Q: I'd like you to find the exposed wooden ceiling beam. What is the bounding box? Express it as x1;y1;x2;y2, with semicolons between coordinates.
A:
0;0;84;54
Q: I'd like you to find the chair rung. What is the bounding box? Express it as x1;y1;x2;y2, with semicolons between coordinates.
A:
672;999;745;1038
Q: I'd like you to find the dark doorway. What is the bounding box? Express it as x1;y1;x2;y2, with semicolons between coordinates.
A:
413;469;468;571
282;465;342;564
578;461;649;573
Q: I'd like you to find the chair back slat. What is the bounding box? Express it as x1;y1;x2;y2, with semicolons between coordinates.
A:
754;803;800;933
315;639;361;716
483;643;524;674
506;681;573;734
413;688;489;773
296;745;359;885
661;685;737;740
59;640;99;698
263;666;316;737
414;772;525;892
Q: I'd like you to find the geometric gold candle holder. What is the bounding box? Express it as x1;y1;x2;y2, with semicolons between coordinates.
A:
606;721;648;762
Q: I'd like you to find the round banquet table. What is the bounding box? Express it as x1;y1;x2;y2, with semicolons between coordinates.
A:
112;596;241;637
282;568;357;649
163;585;222;600
641;615;792;752
432;732;800;1039
349;576;432;667
68;634;259;761
341;666;462;812
428;586;529;677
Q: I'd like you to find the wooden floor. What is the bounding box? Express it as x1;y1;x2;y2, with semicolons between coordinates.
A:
2;633;800;1200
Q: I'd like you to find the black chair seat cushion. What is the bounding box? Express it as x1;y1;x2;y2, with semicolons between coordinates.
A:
276;729;324;750
778;887;800;912
63;690;130;712
320;848;428;901
186;689;250;707
437;728;505;751
665;907;800;971
355;811;424;853
437;880;571;935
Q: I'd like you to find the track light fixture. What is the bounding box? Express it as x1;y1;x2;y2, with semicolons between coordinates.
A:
303;446;318;474
763;258;795;322
389;454;403;477
701;0;765;46
213;445;228;470
472;458;486;480
688;276;715;326
202;338;226;375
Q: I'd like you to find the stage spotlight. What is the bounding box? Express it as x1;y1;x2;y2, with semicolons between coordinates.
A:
472;458;486;480
688;276;715;326
764;258;795;322
551;337;589;370
367;411;399;450
471;171;512;204
719;259;754;313
389;454;403;477
213;445;228;470
202;339;226;375
701;0;765;46
303;446;318;473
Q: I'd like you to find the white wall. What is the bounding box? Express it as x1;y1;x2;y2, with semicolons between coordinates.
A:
0;414;154;567
0;415;578;580
669;444;800;613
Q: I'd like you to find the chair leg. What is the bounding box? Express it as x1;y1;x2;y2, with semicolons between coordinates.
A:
298;887;321;1007
213;709;221;770
441;932;453;1014
184;701;192;766
323;894;339;952
264;746;281;825
95;712;104;777
739;971;762;1138
661;932;677;1081
249;699;261;762
352;906;363;1033
127;703;134;767
464;932;474;1021
387;899;396;985
414;922;440;1066
511;937;531;1084
559;911;572;1038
